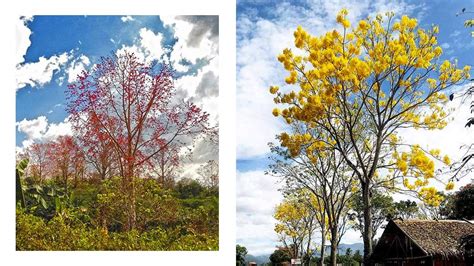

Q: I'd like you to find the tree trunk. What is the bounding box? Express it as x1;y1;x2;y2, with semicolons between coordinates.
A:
362;182;373;264
329;226;338;266
63;169;68;195
320;222;326;266
124;163;137;231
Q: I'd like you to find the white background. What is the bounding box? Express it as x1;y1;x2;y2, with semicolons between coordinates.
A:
0;0;236;265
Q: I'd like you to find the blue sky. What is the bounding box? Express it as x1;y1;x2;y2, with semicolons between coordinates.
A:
18;16;172;127
16;15;219;178
236;0;474;256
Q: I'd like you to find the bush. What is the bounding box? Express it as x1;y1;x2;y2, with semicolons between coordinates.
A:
17;208;217;250
16;176;218;251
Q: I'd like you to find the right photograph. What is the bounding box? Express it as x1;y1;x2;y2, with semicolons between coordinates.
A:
236;1;474;265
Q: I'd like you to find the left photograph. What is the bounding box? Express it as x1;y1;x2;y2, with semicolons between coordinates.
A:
15;15;219;251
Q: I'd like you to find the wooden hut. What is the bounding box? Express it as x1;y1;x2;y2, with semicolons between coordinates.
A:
370;219;474;265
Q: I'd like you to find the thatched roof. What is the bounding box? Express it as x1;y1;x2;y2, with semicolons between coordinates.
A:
393;219;474;258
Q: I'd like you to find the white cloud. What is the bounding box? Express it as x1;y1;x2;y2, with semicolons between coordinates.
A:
43;119;72;141
139;28;165;61
121;16;134;22
16;52;70;90
450;30;461;38
236;170;283;255
16;116;48;140
66;54;90;83
16;16;33;66
161;16;218;72
16;116;72;150
441;42;450;49
116;28;167;64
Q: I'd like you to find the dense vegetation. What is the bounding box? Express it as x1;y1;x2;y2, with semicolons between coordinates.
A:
16;51;218;251
16;159;218;251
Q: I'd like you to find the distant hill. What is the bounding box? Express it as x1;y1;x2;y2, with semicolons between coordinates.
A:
337;243;364;254
245;254;270;264
245;243;364;264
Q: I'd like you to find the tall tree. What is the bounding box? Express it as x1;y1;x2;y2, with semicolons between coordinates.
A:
271;10;470;261
67;51;211;230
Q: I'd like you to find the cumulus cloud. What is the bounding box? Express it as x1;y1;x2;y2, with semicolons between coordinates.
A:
16;16;33;66
236;170;283;255
138;28;165;61
66;54;90;83
195;71;219;100
16;116;72;150
116;27;167;65
16;52;70;90
121;15;134;22
175;16;218;47
16;116;48;140
161;15;218;72
173;53;219;125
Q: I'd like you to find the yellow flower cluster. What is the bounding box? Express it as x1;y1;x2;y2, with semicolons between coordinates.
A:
279;132;326;158
445;181;455;191
274;199;310;237
269;10;470;199
336;9;350;28
418;187;444;207
394;145;435;179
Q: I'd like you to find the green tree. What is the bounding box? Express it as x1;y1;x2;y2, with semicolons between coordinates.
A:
444;184;474;219
237;244;248;266
269;248;291;266
353;250;363;264
345;247;352;257
393;200;418;219
351;191;394;244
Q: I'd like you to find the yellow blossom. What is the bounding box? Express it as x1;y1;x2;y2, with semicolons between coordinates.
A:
445;181;454;191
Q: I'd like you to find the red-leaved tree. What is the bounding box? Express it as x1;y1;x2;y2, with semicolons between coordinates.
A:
47;135;83;194
26;142;49;184
66;51;211;230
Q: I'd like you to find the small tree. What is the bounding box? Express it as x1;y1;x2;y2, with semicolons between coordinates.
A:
47;136;81;194
445;184;474;219
236;244;248;266
269;248;292;266
26;142;49;184
198;160;219;190
274;194;318;260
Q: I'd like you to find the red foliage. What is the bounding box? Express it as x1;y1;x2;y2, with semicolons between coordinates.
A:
66;51;210;179
46;135;85;191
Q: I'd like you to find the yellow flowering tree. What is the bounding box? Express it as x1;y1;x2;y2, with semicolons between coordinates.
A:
269;127;353;266
271;10;470;261
273;194;318;261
